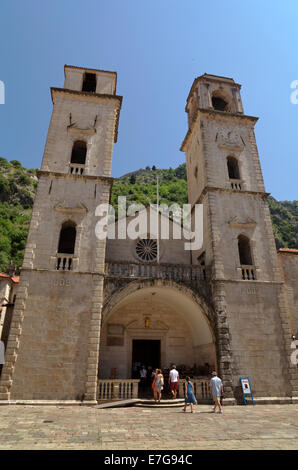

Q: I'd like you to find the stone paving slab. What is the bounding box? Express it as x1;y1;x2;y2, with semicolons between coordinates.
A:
0;404;297;450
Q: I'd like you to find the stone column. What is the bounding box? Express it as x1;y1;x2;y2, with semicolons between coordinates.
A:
213;281;236;404
0;278;28;400
84;182;111;404
132;381;139;399
84;275;104;403
112;382;120;400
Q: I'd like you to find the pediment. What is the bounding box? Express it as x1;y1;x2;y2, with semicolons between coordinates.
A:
108;204;190;238
54;201;88;214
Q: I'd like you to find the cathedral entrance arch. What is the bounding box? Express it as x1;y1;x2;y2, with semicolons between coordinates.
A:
99;280;217;380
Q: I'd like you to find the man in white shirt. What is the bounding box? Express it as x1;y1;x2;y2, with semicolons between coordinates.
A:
168;365;179;399
209;371;224;413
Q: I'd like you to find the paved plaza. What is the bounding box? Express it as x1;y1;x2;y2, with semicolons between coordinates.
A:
0;404;297;450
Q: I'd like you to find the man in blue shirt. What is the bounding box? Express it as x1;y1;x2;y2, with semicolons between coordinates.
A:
210;371;224;414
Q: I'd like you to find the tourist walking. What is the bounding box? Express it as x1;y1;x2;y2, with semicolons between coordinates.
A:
153;369;164;403
183;377;197;413
169;365;179;399
210;371;224;413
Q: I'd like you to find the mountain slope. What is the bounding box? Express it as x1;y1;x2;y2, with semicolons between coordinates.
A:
0;159;296;273
0;158;37;272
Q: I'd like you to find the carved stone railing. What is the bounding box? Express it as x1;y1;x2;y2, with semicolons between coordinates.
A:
97;379;140;400
230;179;243;190
56;254;74;271
105;261;209;282
179;379;212;403
69;163;85;175
240;265;256;280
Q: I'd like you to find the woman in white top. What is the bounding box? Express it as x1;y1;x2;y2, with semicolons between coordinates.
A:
153;369;164;403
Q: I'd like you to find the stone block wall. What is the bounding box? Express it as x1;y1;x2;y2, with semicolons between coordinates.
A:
64;66;116;95
41;94;120;177
278;252;298;337
225;282;291;398
22;174;111;273
9;271;97;400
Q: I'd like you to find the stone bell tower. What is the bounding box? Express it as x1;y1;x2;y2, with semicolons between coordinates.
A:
0;65;122;402
181;74;297;402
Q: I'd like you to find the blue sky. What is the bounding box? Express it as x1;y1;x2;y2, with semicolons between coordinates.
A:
0;0;297;200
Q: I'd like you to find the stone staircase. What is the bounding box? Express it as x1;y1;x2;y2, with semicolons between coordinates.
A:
94;398;185;409
134;398;186;408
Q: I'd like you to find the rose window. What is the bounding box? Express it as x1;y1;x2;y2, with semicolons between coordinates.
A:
135;239;158;262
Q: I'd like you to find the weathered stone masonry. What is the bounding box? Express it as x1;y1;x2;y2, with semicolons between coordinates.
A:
0;68;297;403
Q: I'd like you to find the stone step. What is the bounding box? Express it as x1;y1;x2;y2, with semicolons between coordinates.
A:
138;398;184;404
134;399;185;408
95;399;140;409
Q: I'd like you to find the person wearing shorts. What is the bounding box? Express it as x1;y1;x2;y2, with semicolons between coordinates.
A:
210;371;223;413
169;365;179;399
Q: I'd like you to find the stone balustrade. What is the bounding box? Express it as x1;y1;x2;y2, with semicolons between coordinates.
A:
179;378;212;403
97;379;140;400
105;261;209;282
97;378;211;402
69;163;85;175
230;179;243;190
241;265;256;280
56;254;74;271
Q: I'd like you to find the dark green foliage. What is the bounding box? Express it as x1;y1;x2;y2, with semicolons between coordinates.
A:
268;197;298;249
111;165;297;250
0;175;9;197
174;163;187;180
111;166;189;215
0;159;36;272
129;174;136;184
10;160;22;168
0;160;296;274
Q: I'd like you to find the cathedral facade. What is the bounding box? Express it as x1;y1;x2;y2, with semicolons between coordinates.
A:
0;66;297;404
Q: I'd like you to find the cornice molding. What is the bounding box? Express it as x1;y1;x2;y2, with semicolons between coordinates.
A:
191;186;270;211
37;169;113;184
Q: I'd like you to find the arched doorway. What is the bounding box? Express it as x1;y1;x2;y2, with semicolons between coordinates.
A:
99;280;217;383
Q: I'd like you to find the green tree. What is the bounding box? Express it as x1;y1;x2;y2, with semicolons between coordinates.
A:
129;174;136;184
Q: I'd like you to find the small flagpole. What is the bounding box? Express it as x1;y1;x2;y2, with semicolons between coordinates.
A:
156;174;160;263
